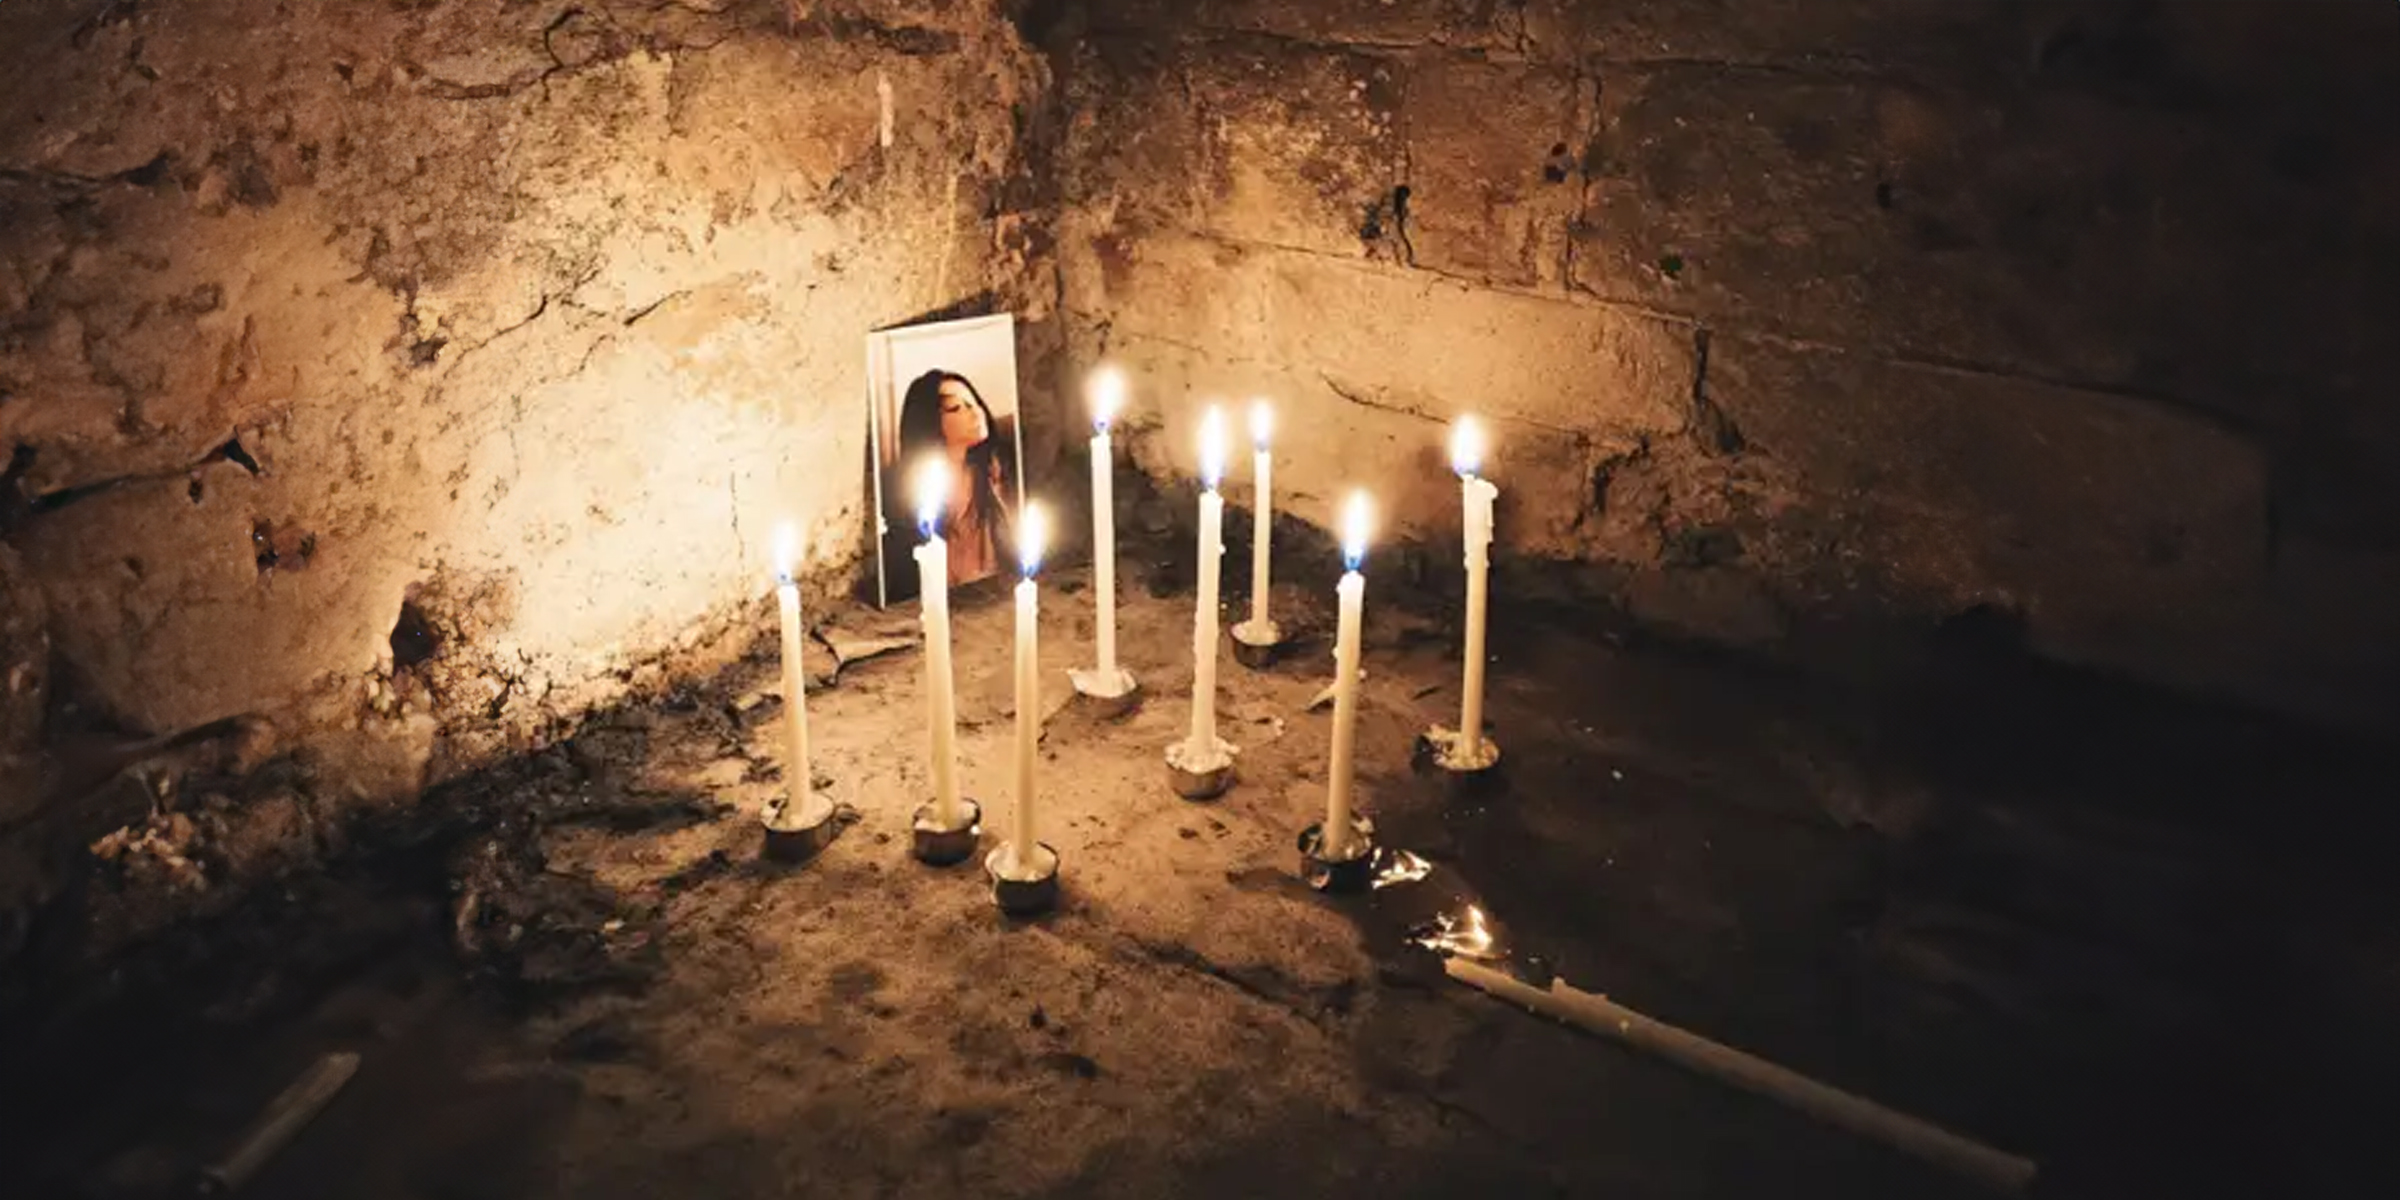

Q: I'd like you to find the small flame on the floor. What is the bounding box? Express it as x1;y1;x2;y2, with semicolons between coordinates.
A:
1373;848;1433;889
1409;905;1498;960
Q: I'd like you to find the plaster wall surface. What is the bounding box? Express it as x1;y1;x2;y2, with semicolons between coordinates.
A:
0;0;1059;782
1051;0;2400;730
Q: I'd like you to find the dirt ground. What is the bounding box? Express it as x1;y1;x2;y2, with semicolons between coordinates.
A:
4;547;2398;1200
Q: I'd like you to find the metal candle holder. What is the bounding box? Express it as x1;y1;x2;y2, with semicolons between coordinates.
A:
986;841;1062;916
911;797;983;866
759;789;840;862
1165;737;1237;800
1419;725;1502;783
1298;815;1378;893
1228;619;1284;670
1067;666;1141;720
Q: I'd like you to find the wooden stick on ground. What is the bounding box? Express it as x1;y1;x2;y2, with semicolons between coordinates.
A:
1445;957;2038;1195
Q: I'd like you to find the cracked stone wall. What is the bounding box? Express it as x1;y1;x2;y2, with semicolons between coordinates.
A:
1050;0;2400;730
0;1;1056;823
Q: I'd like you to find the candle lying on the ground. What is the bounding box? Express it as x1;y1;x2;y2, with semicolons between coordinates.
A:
1452;417;1498;760
1183;407;1229;760
1442;957;2038;1194
1007;504;1048;876
1088;368;1125;681
773;523;812;800
1246;400;1274;631
1323;492;1372;859
913;458;965;829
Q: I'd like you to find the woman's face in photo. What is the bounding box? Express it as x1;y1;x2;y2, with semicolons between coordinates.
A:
938;379;989;449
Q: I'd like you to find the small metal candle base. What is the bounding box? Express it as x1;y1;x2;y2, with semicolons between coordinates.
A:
1068;666;1141;720
985;841;1062;916
1165;737;1237;800
910;798;983;866
1228;619;1284;670
1419;726;1502;777
759;791;840;863
1298;816;1378;893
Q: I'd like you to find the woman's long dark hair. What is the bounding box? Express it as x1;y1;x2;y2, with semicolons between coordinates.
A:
896;369;1012;556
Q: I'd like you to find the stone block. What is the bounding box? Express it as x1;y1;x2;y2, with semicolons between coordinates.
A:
1063;231;1693;443
1571;41;2400;436
1092;0;1513;48
1073;322;1606;560
1059;36;1209;233
1187;43;1405;256
1061;235;1691;555
18;470;412;734
1706;333;2271;668
1402;56;1582;287
1521;0;2025;78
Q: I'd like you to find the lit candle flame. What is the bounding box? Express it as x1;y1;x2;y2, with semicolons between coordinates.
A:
1372;848;1433;889
1249;398;1274;450
1450;415;1486;478
1199;405;1227;490
1340;490;1372;571
1019;501;1047;577
1088;365;1126;432
911;456;949;539
772;522;800;584
1408;905;1498;960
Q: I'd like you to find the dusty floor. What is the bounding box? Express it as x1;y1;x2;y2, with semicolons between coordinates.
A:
4;548;2398;1199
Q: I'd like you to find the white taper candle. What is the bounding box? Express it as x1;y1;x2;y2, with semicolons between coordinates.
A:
1088;369;1124;678
1323;492;1372;859
1451;417;1497;753
1248;400;1274;629
1185;407;1228;754
913;458;964;828
1009;505;1047;874
773;525;811;799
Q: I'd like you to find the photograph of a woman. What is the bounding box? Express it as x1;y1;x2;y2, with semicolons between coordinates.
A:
867;314;1024;606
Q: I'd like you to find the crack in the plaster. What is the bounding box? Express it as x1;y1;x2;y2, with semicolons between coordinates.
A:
1319;371;1586;440
493;292;556;342
424;310;617;450
726;470;744;578
1097;24;1456;56
778;6;964;56
423;6;637;101
1320;374;1430;426
1687;324;1743;456
1176;225;1698;328
621;288;691;328
0;151;172;196
432;264;604;385
8;430;273;526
